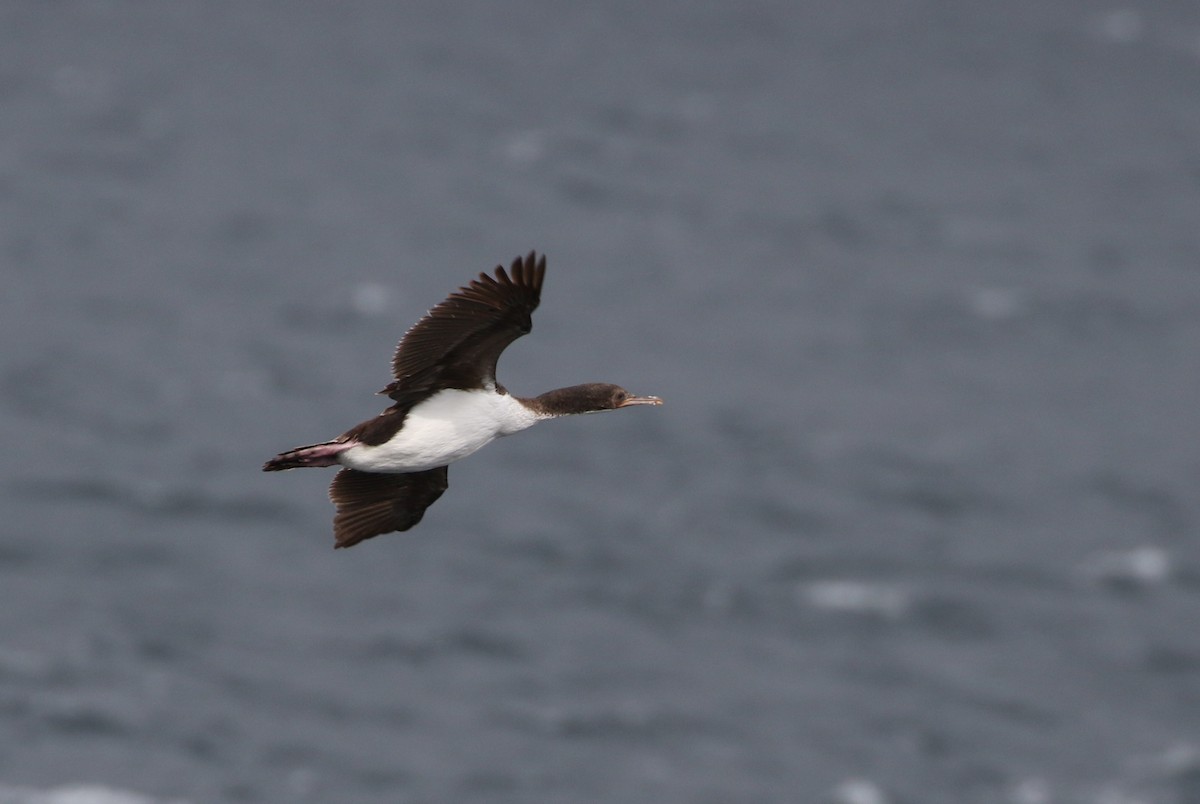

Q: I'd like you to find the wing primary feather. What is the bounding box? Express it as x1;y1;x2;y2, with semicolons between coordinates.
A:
330;467;449;548
384;252;546;399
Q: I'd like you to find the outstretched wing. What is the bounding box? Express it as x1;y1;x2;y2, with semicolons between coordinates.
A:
329;467;449;549
381;252;546;401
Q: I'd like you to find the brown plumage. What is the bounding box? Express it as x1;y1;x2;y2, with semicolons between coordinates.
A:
329;467;448;549
378;252;545;406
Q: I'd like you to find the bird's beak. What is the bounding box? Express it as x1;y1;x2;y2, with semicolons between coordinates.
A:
618;395;663;408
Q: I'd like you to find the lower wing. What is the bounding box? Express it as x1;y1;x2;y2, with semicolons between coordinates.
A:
328;466;449;548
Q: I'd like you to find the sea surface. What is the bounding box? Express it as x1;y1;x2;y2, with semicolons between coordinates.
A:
3;2;1200;802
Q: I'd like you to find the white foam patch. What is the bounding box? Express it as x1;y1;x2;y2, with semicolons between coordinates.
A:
350;282;390;317
968;287;1026;321
1092;8;1144;44
799;580;910;619
502;130;546;166
830;778;889;804
1009;777;1052;804
1080;546;1171;586
0;785;186;804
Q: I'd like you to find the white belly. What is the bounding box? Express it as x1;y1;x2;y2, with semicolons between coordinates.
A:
338;389;540;473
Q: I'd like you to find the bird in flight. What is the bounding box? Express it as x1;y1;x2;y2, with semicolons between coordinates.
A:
263;252;662;548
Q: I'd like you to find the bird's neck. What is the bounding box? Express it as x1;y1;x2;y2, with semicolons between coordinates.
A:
519;385;601;418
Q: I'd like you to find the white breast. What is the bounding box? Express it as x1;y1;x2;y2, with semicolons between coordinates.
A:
338;389;542;473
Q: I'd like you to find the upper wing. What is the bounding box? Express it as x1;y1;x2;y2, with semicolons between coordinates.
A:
329;466;449;548
381;252;546;400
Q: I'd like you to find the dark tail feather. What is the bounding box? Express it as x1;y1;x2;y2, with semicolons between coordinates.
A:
262;441;352;471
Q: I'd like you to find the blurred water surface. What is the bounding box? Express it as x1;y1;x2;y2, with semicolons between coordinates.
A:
2;2;1200;802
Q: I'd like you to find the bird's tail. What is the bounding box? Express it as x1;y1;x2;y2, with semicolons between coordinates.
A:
262;440;352;471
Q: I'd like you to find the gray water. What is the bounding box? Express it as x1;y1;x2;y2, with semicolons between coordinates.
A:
3;2;1200;802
